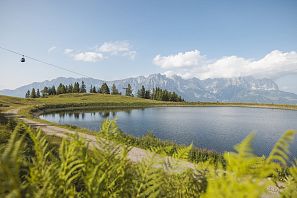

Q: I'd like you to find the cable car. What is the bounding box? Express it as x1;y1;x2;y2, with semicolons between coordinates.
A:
21;55;25;62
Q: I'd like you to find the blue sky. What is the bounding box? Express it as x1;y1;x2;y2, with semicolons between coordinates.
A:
0;0;297;92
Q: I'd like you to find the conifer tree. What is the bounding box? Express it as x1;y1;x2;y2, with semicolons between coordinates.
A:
99;83;110;94
111;84;119;95
137;86;146;98
25;90;30;98
65;85;69;93
80;81;86;93
90;85;93;93
145;90;151;99
57;83;65;95
73;82;80;93
30;88;36;98
125;84;133;96
36;89;41;98
50;86;56;95
68;84;73;93
92;86;97;93
41;87;49;97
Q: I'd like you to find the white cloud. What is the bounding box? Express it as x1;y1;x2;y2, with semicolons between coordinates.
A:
64;41;136;62
48;46;56;53
64;48;74;54
97;41;136;59
73;52;105;62
153;50;204;68
64;48;105;62
158;50;297;79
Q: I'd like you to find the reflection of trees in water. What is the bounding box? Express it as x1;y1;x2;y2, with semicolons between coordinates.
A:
81;113;85;119
99;111;110;118
124;109;132;115
59;112;65;119
74;113;80;119
68;113;73;118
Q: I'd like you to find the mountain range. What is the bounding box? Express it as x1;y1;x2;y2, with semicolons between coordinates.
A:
1;73;297;104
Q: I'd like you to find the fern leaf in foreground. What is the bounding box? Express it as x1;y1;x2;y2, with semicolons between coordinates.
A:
173;143;193;160
267;130;296;166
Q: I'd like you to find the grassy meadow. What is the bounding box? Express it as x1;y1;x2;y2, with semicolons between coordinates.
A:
1;93;297;197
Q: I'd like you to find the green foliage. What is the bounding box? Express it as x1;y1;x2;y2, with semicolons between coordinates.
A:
0;117;296;197
30;88;36;98
125;84;133;96
111;83;120;95
98;120;224;165
282;159;297;197
80;81;87;93
25;90;30;98
203;130;297;198
151;87;184;102
267;130;296;166
99;83;110;94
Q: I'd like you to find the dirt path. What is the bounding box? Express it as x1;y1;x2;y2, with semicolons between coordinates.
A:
4;108;194;170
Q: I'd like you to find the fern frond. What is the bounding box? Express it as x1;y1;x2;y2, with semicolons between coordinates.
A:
234;133;255;158
173;144;193;160
267;130;296;166
0;123;26;197
134;156;163;198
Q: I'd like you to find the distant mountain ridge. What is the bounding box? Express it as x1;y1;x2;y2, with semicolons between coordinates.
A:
1;73;297;104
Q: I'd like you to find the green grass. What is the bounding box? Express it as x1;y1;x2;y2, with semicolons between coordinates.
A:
1;93;297;112
1;94;297;196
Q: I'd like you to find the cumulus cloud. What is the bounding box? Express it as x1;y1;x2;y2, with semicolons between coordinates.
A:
157;50;297;79
64;49;105;62
64;48;74;54
153;50;204;68
73;52;105;62
64;41;136;62
48;46;56;53
97;41;136;59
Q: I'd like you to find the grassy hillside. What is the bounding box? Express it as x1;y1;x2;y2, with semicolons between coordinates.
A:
1;93;297;111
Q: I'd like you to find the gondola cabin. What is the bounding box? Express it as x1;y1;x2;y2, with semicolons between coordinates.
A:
21;55;25;62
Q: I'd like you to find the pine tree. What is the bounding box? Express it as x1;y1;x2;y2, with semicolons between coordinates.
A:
111;84;119;95
25;90;30;98
90;85;93;93
80;81;86;93
73;82;80;93
51;86;57;95
57;83;65;95
68;84;73;93
137;86;146;98
30;88;36;98
92;86;97;93
145;90;151;99
125;84;133;96
99;83;110;94
36;89;41;98
41;87;49;97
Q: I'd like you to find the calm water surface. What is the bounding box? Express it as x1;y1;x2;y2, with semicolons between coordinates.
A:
40;107;297;156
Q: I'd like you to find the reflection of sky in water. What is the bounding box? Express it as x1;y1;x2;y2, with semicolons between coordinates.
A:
40;107;297;157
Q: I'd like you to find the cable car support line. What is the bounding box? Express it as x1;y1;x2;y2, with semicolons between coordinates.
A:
0;45;93;79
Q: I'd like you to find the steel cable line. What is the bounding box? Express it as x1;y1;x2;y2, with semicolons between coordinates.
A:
0;45;93;78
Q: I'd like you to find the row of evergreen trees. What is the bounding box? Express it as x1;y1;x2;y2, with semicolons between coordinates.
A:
25;82;134;98
25;81;87;98
137;86;184;102
25;82;184;102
